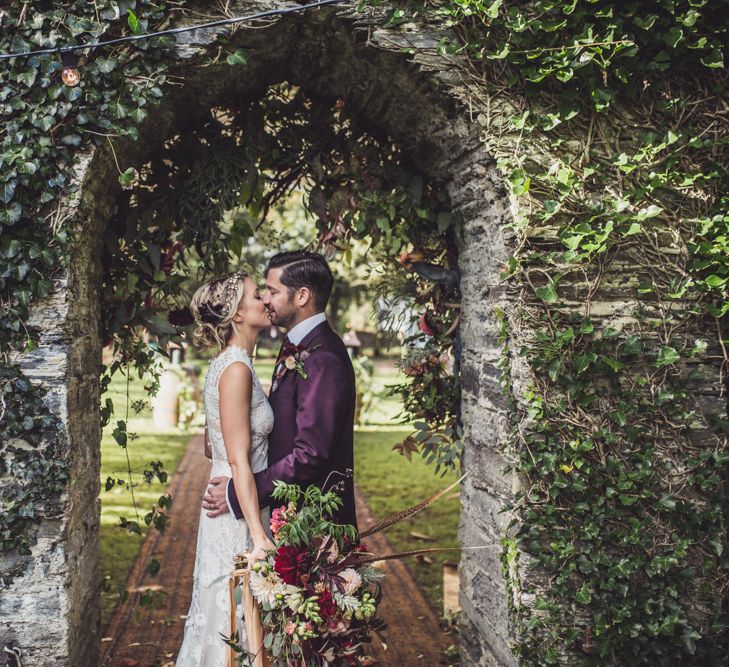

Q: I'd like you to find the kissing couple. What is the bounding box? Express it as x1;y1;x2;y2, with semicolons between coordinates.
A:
176;250;357;666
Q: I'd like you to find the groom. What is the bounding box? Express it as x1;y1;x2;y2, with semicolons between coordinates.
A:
203;250;358;528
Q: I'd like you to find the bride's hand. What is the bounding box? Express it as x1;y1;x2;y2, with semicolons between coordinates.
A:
249;537;275;563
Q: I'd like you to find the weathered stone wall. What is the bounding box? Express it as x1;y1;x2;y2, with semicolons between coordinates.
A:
1;3;522;664
0;153;105;664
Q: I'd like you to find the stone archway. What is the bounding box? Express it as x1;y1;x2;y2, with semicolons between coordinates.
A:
2;5;517;665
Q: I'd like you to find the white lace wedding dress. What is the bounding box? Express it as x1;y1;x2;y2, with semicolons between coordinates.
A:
177;346;273;666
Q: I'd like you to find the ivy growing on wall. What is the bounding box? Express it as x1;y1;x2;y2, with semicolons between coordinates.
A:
1;0;175;557
408;0;728;664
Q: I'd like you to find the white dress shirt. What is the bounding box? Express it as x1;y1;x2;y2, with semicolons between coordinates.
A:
285;312;327;345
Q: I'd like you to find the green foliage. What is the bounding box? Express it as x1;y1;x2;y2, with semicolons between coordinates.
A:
0;365;67;554
412;0;729;663
389;338;462;473
3;1;727;664
271;481;358;547
0;0;173;559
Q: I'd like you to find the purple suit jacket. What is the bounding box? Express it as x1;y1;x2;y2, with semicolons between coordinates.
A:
227;320;358;528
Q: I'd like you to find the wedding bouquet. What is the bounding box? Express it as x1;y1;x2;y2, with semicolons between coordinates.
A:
231;480;386;667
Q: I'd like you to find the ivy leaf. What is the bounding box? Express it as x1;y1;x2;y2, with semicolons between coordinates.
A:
39;116;55;131
0;201;22;225
709;539;724;557
635;14;658;30
128;9;141;34
535;279;559;303
113;420;128;447
701;48;724;69
681;629;701;655
575;584;592;604
226;49;248;66
665;27;684;49
15;262;30;280
635;204;663;220
17;68;37;87
610;410;627;427
658;495;676;510
17;161;38;176
5;239;22;258
96;58;117;74
119;167;139;190
655;346;680;368
488;43;510;60
601;356;625;372
141;314;179;335
0;179;17;204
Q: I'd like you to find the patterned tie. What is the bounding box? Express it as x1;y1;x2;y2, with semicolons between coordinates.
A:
272;336;289;384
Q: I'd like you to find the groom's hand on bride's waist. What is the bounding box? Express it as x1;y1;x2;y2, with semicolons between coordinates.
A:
203;476;231;517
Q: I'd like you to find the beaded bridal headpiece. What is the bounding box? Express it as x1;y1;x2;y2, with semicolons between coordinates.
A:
196;270;246;325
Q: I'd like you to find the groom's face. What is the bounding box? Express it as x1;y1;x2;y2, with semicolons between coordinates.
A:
263;267;298;330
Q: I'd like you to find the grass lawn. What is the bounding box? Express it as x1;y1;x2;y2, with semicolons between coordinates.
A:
353;427;461;614
100;377;191;628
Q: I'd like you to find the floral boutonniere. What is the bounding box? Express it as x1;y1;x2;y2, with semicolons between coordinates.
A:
271;342;321;392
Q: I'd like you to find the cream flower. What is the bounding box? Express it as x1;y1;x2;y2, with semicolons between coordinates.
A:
340;568;363;595
327;540;340;564
284;356;297;370
249;570;296;607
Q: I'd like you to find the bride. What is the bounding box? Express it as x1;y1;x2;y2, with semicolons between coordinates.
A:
177;269;275;666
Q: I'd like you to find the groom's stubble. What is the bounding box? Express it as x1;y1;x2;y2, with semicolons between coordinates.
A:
268;291;299;330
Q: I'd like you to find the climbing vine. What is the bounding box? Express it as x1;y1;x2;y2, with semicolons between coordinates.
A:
407;0;729;664
1;1;174;559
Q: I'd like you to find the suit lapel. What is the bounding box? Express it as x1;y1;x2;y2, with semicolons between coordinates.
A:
271;337;288;386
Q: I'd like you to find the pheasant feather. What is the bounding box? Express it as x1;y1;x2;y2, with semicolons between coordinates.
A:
359;472;466;539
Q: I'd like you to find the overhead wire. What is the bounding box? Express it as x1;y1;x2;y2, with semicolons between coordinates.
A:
0;0;352;62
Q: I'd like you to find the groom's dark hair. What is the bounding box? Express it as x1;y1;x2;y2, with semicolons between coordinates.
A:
268;250;334;312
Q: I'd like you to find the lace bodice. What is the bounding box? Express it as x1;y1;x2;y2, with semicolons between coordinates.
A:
203;345;273;476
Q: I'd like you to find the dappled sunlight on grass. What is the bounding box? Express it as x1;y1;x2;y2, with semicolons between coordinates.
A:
354;427;461;613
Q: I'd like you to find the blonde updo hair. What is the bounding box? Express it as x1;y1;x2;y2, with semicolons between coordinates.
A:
190;270;247;349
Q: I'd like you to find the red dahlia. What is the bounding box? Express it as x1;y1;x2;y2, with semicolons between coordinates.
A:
317;590;337;621
274;545;309;585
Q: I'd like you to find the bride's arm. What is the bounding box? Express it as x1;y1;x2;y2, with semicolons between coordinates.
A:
219;362;274;558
